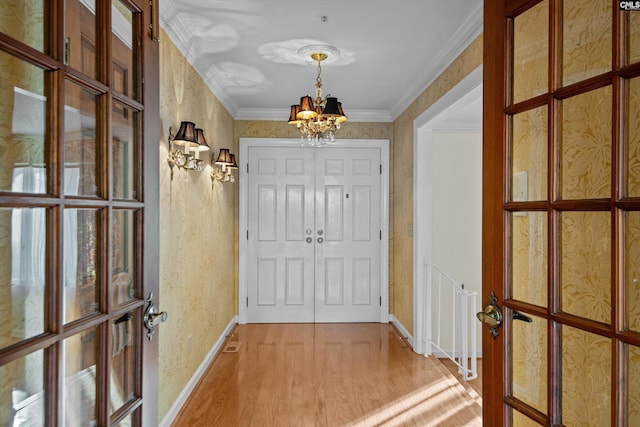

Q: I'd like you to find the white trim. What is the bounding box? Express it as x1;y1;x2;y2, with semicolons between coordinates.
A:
412;66;482;356
238;138;390;324
158;316;238;427
234;108;393;123
389;315;414;349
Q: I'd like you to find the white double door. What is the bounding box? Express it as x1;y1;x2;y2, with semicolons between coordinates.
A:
246;145;382;323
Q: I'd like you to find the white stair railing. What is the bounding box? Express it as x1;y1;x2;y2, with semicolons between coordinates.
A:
427;263;478;381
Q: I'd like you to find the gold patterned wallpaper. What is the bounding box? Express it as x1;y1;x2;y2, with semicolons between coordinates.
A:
158;31;237;421
391;35;483;333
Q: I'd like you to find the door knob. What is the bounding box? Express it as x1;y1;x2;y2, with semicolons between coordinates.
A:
317;237;324;244
144;292;168;341
306;237;313;243
476;291;502;339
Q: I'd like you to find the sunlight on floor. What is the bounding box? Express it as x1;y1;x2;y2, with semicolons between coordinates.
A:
348;373;482;427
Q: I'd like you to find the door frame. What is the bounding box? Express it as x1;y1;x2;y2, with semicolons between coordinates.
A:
412;66;482;355
238;138;390;324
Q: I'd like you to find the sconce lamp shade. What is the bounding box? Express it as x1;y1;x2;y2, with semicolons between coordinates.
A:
192;128;210;152
297;96;318;120
173;121;198;148
215;148;233;165
229;154;239;170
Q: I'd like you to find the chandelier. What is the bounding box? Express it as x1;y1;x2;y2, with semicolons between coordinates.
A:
287;47;347;145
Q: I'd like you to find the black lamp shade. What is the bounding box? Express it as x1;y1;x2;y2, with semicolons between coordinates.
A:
297;96;317;120
215;148;233;165
193;128;210;152
336;102;347;124
228;154;239;170
288;105;301;124
322;97;341;117
173;121;198;147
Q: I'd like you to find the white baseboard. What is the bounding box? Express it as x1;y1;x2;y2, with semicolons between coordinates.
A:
389;314;414;349
159;316;238;427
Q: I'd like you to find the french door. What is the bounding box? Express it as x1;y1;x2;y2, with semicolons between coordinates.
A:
243;141;387;323
483;0;640;425
0;1;160;425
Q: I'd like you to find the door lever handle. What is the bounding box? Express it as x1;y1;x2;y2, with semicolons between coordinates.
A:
512;310;533;323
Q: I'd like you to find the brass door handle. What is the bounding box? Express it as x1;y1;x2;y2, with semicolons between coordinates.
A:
476;291;502;339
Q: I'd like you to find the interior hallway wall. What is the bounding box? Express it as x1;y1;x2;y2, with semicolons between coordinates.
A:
158;30;237;421
391;35;483;334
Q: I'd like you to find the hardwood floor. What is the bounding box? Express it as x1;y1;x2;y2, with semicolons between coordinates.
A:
172;323;482;427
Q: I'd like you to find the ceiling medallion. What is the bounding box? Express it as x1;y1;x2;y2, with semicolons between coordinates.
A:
287;45;347;146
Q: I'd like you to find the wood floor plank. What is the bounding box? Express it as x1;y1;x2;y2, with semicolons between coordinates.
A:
172;323;481;426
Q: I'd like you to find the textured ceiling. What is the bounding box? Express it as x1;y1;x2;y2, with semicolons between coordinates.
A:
159;0;483;122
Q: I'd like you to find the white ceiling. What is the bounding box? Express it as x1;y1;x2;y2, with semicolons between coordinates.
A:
159;0;483;123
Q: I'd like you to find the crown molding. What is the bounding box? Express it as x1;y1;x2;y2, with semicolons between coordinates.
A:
160;0;481;123
235;108;392;123
389;2;483;120
159;0;239;116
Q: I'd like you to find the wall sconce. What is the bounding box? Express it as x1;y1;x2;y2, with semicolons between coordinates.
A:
211;148;238;184
167;121;210;179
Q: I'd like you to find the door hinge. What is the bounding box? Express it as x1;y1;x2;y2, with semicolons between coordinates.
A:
380;296;382;306
380;164;382;174
247;230;249;240
380;230;382;240
247;163;249;174
64;37;71;65
246;297;248;307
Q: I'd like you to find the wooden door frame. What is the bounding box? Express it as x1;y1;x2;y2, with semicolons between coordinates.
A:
483;0;508;424
238;138;390;324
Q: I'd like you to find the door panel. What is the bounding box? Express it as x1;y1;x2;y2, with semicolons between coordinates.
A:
247;147;315;322
483;0;640;425
247;146;382;323
315;148;381;323
0;1;159;425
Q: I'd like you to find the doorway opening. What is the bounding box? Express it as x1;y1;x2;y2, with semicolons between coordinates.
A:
411;66;483;377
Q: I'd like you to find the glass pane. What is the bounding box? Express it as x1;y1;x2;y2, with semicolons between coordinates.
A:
561;211;611;323
628;77;640;197
627;211;640;332
512;212;547;307
63;328;98;426
630;344;640;425
513;408;543;426
0;349;45;425
114;413;133;426
560;86;612;200
112;102;137;199
0;208;46;348
629;8;640;65
64;80;98;197
512;107;548;202
112;0;135;99
112;210;135;305
513;0;548;103
64;209;99;323
512;313;547;413
562;326;611;427
0;0;44;52
562;0;612;86
64;0;97;78
0;51;47;193
111;310;136;413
